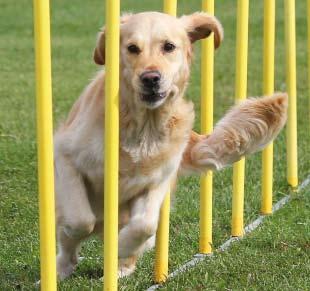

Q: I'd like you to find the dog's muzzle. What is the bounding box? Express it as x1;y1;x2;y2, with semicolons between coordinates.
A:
139;70;167;105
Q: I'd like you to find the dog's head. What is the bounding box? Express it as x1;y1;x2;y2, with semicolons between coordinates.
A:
94;12;223;109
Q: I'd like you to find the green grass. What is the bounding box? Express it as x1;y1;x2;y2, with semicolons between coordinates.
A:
162;190;310;291
0;0;309;290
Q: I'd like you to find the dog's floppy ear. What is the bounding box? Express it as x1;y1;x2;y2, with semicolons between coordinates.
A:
180;12;224;48
93;28;105;65
93;13;133;65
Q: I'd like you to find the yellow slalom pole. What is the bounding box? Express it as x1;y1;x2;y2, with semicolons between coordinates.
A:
284;0;298;188
33;0;57;290
104;0;120;290
199;0;214;254
231;0;249;237
163;0;177;14
154;0;177;283
261;0;275;215
308;0;310;124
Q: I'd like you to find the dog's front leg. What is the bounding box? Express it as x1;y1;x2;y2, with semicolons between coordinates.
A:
54;153;96;279
117;181;169;277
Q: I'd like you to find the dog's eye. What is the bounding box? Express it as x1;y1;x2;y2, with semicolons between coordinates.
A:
163;42;176;53
127;44;141;54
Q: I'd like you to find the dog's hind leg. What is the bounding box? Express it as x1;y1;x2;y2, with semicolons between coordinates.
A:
54;153;96;279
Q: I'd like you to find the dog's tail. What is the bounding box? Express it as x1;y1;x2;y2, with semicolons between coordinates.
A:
180;92;288;174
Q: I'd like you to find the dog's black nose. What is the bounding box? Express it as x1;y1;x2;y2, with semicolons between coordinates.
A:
140;71;161;89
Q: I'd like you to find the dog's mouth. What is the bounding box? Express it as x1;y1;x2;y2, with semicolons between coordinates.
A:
140;92;167;107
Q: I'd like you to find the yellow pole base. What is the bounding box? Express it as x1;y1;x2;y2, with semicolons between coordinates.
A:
154;193;170;283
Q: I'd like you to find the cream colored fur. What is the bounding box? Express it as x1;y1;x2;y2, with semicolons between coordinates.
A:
54;11;287;279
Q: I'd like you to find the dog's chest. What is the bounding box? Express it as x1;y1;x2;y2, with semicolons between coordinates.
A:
76;129;188;205
119;143;186;203
74;102;193;203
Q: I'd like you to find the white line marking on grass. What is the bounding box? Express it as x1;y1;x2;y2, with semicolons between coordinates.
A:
146;175;310;291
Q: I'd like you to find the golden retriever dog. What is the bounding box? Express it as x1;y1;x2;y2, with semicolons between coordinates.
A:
54;11;287;279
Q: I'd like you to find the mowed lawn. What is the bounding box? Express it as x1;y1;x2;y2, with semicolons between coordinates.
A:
0;0;309;290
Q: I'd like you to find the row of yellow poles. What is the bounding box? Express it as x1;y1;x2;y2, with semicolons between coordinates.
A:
33;0;299;290
33;0;121;289
155;0;300;282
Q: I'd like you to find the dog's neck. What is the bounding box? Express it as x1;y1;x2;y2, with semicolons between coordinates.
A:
119;83;188;161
